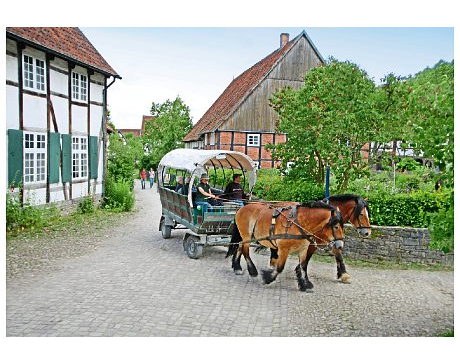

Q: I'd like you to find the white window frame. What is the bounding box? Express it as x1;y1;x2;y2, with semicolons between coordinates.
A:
72;71;88;101
23;54;46;92
247;134;260;147
72;136;88;179
24;132;47;184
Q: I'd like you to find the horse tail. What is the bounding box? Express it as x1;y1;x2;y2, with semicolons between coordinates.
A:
226;223;242;258
253;243;267;253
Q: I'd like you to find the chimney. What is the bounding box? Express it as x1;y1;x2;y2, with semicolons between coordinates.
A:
280;33;290;48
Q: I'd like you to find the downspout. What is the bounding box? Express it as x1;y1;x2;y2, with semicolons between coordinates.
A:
102;75;119;198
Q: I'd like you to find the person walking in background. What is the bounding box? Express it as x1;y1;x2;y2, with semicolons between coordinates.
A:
140;168;147;190
149;168;155;188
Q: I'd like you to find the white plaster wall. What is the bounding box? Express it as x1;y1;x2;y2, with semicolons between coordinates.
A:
6;85;19;129
72;181;89;199
52;57;68;72
50;68;68;95
24;188;47;205
50;189;65;203
23;94;47;130
6;54;18;82
51;96;69;134
90;106;103;136
95;183;102;195
72;106;88;134
90;82;104;103
97;142;103;182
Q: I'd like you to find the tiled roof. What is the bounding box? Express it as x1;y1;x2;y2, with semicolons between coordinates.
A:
6;27;119;77
183;36;297;142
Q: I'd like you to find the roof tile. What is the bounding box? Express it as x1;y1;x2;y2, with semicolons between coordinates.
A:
6;27;118;76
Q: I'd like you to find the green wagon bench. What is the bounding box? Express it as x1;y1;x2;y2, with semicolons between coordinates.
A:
157;148;257;259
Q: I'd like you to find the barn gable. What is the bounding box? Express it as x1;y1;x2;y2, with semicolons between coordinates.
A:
183;30;324;143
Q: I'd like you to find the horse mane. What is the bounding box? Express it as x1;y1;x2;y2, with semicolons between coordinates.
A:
325;194;370;220
300;201;336;210
324;194;359;203
299;201;344;226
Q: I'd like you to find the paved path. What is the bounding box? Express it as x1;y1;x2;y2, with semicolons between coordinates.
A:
6;181;454;336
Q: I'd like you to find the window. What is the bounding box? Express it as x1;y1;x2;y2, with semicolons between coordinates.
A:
24;132;46;184
72;136;88;179
23;54;46;92
247;134;260;147
72;72;88;101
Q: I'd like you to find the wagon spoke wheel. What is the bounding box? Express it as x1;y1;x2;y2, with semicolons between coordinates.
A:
185;235;203;259
160;218;172;239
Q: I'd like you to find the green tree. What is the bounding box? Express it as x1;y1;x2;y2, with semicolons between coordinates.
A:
372;73;414;166
143;96;193;165
406;60;454;186
107;132;143;187
269;59;378;191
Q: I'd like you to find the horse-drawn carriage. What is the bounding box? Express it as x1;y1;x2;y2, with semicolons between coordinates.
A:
157;148;257;259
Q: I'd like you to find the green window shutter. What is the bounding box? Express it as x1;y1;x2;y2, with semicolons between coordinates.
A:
8;129;23;187
89;135;99;179
49;132;61;184
61;134;72;183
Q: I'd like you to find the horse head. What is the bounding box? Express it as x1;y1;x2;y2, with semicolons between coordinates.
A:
299;202;345;249
324;195;372;238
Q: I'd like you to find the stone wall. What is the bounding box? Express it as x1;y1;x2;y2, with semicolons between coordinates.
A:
339;225;453;266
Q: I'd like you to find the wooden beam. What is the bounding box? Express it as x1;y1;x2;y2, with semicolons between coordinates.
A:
46;54;51;203
68;63;74;200
87;72;91;194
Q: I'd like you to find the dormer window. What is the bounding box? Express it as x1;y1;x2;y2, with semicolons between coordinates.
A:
72;71;88;101
23;54;46;92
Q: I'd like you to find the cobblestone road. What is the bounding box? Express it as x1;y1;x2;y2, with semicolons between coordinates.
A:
6;181;454;336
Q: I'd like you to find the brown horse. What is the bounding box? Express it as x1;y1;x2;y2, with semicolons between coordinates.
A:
226;201;344;291
267;194;371;284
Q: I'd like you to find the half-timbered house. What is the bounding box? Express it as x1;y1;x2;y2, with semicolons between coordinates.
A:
6;27;121;206
183;31;324;169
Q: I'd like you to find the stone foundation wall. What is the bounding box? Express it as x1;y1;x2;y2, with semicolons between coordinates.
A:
339;225;453;266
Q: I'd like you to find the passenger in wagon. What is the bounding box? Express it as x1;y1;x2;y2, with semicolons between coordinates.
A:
195;173;220;212
175;176;184;192
224;174;248;207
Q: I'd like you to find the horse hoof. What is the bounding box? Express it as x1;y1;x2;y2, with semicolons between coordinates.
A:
340;273;351;284
234;269;243;275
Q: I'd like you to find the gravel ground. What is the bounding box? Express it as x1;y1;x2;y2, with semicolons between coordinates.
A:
6;180;455;337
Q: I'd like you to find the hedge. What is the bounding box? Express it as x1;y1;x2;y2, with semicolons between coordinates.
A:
252;171;451;228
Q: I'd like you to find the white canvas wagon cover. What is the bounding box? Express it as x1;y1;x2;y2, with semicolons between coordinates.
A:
158;148;257;189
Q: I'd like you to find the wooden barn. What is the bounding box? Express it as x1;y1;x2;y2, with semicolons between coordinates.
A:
6;27;121;206
183;31;324;169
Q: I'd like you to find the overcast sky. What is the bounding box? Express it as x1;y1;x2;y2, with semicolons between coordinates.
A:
80;27;454;130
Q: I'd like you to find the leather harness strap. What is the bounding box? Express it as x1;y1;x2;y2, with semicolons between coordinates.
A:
248;204;317;249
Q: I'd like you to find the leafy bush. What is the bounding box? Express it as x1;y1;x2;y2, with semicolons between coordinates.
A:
429;191;454;253
6;193;59;235
78;196;94;214
103;177;135;212
396;157;422;172
253;169;325;202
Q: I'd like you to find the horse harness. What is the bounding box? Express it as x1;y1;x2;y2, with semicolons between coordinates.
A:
249;204;334;249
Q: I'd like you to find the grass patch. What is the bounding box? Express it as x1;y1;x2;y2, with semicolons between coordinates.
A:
6;208;132;243
437;330;454;337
